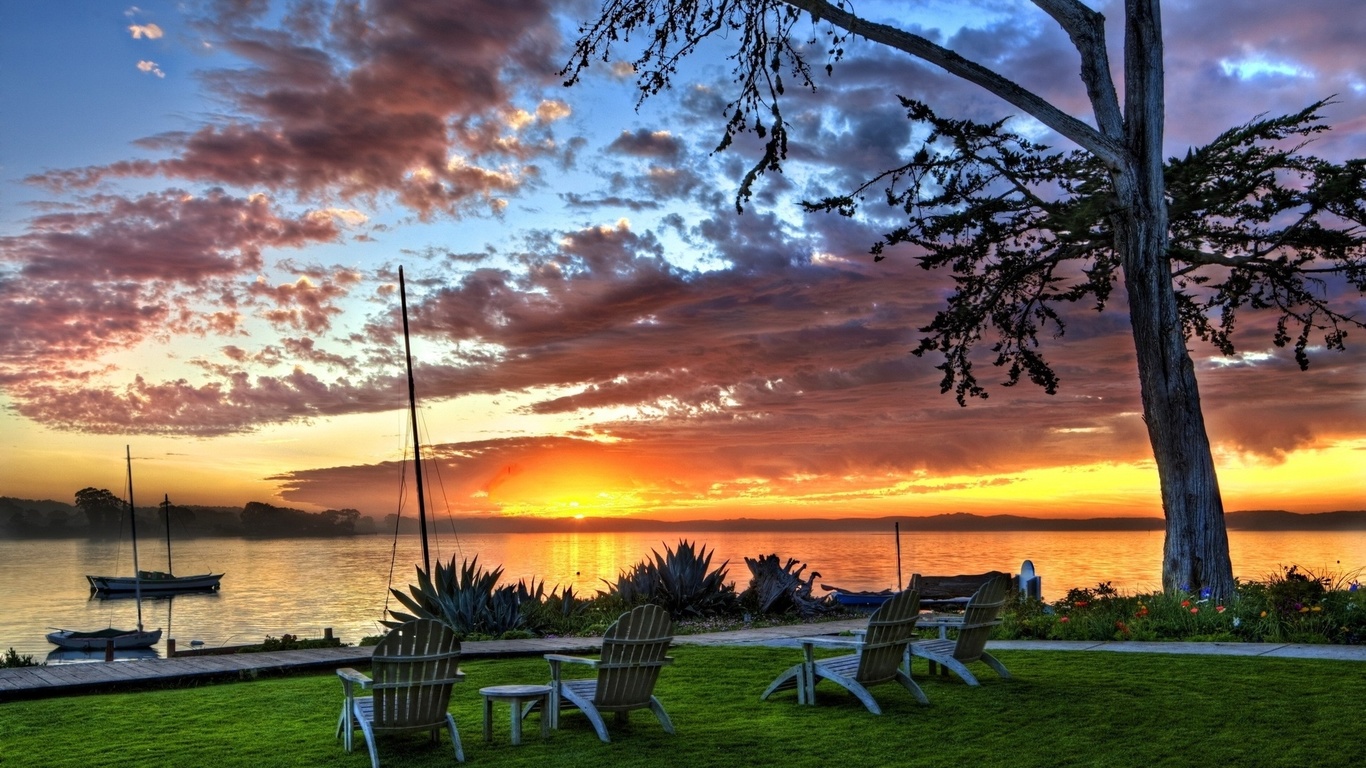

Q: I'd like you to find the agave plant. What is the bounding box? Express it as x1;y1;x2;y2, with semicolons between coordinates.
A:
386;555;536;637
601;540;738;619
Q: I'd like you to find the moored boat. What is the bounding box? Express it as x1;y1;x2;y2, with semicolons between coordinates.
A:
88;570;222;593
88;494;223;595
44;626;162;651
823;586;895;608
50;446;163;652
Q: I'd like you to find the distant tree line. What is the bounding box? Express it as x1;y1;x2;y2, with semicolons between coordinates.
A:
0;492;377;539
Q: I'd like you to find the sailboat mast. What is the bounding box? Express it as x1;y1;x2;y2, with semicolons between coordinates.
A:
162;494;174;574
125;446;145;631
399;266;432;577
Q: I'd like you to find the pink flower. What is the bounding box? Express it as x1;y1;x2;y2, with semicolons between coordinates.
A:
1181;600;1191;607
1190;607;1199;614
1060;616;1070;623
1216;605;1226;613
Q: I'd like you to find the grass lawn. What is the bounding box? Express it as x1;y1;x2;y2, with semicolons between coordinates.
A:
1;646;1362;767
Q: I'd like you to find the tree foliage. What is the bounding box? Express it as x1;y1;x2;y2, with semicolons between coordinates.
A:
74;487;125;537
803;98;1366;403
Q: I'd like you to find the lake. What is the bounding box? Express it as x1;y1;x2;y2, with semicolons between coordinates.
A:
1;529;1360;660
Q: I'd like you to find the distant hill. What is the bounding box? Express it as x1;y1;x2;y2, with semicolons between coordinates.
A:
1223;510;1366;531
391;509;1366;533
5;494;1362;537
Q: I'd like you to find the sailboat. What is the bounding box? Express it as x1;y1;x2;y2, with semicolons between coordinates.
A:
87;494;223;594
47;447;163;651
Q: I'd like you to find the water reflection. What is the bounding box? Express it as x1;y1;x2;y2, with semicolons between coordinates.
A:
2;529;1359;659
45;647;161;664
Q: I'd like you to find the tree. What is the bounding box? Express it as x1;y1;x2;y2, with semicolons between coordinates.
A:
74;487;125;538
564;0;1366;597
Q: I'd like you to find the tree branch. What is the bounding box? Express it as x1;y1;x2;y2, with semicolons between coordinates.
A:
1031;0;1124;141
779;0;1127;169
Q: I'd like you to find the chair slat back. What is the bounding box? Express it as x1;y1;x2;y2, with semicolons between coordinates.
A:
371;619;462;730
854;588;921;685
951;574;1008;663
595;604;673;710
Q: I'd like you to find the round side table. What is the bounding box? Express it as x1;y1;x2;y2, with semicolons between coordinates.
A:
479;684;553;745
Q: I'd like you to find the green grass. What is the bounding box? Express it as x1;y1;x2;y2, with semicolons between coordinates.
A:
2;647;1362;767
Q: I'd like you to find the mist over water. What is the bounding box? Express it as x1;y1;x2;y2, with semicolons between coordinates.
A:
2;530;1359;660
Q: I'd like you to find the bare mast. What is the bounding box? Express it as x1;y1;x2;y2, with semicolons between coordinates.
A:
161;494;174;574
399;266;433;577
124;445;145;631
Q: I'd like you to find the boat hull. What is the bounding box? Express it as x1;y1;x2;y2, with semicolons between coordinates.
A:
45;627;163;651
829;590;895;608
87;571;223;593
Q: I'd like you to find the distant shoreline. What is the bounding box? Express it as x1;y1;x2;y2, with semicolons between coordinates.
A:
2;496;1361;539
416;509;1366;534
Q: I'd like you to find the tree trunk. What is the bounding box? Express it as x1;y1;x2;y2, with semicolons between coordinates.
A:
1114;0;1234;599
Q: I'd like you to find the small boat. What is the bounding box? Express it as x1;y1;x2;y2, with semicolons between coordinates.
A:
88;494;222;594
88;571;222;593
45;626;162;651
50;447;163;651
823;585;895;608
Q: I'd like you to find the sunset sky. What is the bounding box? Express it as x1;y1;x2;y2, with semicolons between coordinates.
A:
2;0;1363;523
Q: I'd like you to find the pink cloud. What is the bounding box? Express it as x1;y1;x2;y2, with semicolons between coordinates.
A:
32;0;566;217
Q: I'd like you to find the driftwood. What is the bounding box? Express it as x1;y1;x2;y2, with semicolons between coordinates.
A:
743;554;831;618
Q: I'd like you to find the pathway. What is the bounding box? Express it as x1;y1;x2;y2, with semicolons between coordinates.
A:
2;619;1361;702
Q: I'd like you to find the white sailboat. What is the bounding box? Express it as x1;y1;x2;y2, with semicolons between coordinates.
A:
87;494;223;594
47;446;163;651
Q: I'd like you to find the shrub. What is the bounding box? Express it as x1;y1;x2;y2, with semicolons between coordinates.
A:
600;540;739;619
2;647;41;668
237;634;344;653
995;564;1364;645
387;556;535;638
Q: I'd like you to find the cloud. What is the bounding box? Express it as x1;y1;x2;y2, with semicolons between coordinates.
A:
128;23;163;39
0;189;343;397
606;129;685;162
137;60;165;78
34;0;569;219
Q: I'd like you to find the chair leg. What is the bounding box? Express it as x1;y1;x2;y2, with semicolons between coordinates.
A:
356;719;380;768
760;663;804;702
939;657;981;686
980;651;1012;680
581;704;611;743
896;670;930;705
446;713;465;762
649;697;675;734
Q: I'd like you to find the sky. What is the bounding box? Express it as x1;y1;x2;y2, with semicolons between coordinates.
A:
1;0;1363;523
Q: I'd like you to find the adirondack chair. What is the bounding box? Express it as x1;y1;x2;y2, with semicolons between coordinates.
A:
539;603;675;743
336;619;466;766
760;588;929;715
910;572;1011;686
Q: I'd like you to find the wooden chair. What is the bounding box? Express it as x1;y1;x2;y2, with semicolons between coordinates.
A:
761;588;929;714
910;573;1011;685
539;603;675;742
336;619;466;766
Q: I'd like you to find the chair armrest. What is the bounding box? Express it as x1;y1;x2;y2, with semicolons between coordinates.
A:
544;654;598;667
546;654;598;692
336;667;372;687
